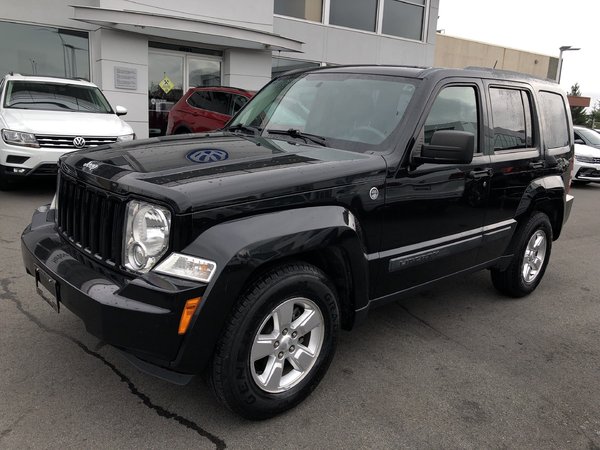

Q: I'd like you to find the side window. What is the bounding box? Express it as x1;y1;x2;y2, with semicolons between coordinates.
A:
538;91;569;149
424;86;479;153
187;91;230;115
230;95;248;115
489;88;534;151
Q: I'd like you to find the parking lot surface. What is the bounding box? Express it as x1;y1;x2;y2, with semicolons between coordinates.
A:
1;180;600;449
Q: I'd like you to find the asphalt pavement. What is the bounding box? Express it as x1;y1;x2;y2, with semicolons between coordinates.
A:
1;179;600;449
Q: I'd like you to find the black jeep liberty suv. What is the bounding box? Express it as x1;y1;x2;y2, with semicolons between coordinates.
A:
22;66;574;419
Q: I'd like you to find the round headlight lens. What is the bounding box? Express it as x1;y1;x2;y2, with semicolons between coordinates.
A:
132;205;170;256
123;201;171;273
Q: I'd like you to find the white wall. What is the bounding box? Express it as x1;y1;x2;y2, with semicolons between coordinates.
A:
91;29;149;138
223;49;272;90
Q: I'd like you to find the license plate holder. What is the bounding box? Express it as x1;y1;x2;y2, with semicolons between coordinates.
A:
35;266;60;313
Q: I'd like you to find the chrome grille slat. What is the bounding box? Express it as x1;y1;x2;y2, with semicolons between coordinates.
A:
35;135;117;149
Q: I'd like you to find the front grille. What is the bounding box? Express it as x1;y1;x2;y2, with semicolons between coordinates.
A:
576;155;600;164
36;135;117;149
56;175;124;266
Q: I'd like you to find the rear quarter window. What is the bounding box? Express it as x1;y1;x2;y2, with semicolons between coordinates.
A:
538;91;569;149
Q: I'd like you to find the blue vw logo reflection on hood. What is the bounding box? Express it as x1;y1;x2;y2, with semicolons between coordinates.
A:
187;149;229;163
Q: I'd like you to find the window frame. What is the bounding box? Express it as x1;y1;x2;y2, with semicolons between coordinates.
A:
273;0;430;43
412;81;484;160
486;82;540;155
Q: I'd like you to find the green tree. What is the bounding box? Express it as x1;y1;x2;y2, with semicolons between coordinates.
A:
569;83;589;126
589;100;600;129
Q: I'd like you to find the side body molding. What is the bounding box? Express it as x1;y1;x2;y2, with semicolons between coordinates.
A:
171;205;369;373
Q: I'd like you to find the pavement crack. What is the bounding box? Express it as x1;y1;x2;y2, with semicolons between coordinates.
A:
397;303;471;351
0;277;226;450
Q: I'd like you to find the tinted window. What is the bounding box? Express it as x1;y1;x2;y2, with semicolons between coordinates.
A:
382;0;425;40
275;0;322;21
490;88;534;151
230;95;248;115
4;81;112;113
329;0;378;32
539;91;569;149
576;127;600;145
188;91;230;115
424;86;479;153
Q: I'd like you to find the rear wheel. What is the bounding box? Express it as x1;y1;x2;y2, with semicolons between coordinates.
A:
491;212;552;297
209;262;339;420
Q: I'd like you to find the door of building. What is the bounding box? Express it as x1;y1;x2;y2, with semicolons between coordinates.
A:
148;49;222;137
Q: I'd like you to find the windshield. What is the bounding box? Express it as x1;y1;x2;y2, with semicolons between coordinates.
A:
230;72;418;152
4;81;113;113
577;127;600;145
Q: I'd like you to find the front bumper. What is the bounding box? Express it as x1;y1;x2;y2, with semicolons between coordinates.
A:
21;207;206;373
573;160;600;182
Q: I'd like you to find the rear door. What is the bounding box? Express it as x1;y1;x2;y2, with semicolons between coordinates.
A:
188;90;232;131
478;81;542;261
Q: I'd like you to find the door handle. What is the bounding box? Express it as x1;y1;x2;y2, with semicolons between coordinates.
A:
529;161;545;169
468;168;492;179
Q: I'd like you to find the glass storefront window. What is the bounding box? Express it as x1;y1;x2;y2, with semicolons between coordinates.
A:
274;0;323;22
329;0;378;32
382;0;425;40
148;49;222;137
0;21;89;79
272;58;321;78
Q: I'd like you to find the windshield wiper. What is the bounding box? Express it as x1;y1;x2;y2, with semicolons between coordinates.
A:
226;123;262;135
267;128;327;146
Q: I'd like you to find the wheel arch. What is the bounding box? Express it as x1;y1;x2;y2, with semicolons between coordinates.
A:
171;206;369;373
514;175;567;241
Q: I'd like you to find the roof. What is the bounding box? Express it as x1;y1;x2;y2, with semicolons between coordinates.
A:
282;65;560;88
3;73;96;87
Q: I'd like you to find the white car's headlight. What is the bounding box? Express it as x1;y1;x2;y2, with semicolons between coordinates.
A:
2;129;40;148
117;133;135;142
154;253;217;283
123;200;171;273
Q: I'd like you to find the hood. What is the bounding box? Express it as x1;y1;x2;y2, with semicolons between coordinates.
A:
574;143;600;158
61;133;387;213
1;108;133;136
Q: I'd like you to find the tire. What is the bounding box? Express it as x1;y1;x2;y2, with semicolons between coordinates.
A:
491;212;553;298
209;262;340;420
174;127;190;135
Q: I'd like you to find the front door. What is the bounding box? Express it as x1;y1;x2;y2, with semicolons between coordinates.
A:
375;81;492;298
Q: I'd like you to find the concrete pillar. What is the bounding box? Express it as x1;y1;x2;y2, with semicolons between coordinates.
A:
90;29;150;138
223;49;272;91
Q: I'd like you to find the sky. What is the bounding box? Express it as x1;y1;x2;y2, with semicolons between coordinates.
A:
437;0;600;110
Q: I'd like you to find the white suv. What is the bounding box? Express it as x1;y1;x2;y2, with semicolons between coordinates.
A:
0;74;134;188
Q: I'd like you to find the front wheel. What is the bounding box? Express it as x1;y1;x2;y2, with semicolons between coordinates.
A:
491;212;553;297
209;263;340;419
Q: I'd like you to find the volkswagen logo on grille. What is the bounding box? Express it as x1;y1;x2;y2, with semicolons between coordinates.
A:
73;136;86;149
187;149;229;164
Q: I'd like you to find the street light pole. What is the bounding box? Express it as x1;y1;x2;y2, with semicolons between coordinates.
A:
557;45;580;84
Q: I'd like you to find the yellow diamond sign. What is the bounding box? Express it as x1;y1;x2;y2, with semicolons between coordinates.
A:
159;75;175;94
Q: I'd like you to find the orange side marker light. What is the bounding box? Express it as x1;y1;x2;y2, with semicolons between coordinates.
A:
178;297;201;335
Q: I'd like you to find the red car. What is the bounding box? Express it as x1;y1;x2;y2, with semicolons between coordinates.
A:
166;86;254;135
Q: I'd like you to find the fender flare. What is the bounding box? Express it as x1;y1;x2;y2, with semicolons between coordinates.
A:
171;205;368;373
514;174;567;239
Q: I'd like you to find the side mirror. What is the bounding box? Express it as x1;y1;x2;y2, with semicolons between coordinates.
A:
574;138;585;145
115;105;128;116
413;130;474;166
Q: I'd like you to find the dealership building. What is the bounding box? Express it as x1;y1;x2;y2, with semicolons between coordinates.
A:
0;0;439;138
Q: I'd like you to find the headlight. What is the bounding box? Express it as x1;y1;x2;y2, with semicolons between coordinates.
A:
123;200;171;273
154;253;217;283
2;129;39;148
117;133;135;142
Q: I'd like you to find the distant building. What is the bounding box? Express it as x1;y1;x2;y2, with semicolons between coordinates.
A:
435;34;559;81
